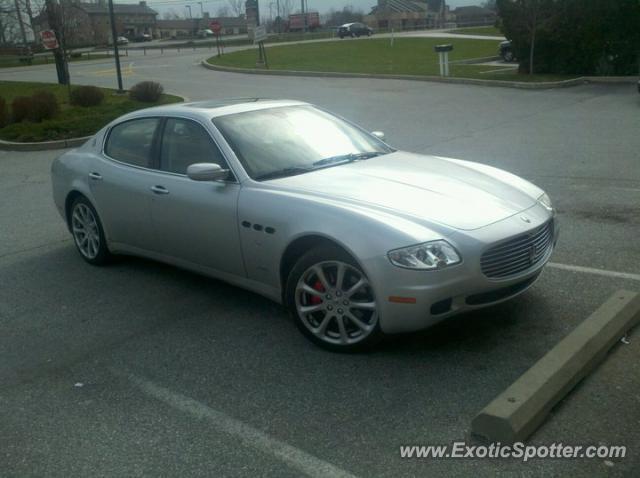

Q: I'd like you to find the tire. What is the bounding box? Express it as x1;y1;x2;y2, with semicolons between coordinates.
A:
503;50;514;62
69;196;111;265
285;245;383;352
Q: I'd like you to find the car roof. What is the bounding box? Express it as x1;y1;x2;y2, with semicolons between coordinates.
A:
120;98;309;123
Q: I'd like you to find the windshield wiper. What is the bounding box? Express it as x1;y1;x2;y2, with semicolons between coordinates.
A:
312;151;384;168
254;167;313;181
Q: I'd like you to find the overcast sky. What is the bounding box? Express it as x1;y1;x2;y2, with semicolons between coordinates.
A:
144;0;483;19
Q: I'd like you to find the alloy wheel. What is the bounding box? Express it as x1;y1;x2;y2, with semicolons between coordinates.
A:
71;203;101;260
295;260;378;346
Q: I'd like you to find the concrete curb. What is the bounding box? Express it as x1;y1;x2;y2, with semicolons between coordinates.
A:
0;136;92;152
471;290;640;444
449;55;501;65
202;59;637;90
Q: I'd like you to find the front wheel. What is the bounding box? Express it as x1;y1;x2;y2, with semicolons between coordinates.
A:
70;196;111;265
503;50;515;62
285;245;382;352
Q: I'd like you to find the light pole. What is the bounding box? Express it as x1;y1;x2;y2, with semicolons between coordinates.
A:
107;0;123;92
197;2;203;17
186;5;192;19
109;0;122;93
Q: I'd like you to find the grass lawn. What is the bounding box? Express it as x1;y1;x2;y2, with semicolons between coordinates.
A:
0;53;111;69
446;26;503;37
207;38;581;83
208;38;502;77
0;81;182;142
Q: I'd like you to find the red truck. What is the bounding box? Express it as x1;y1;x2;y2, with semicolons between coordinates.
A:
287;12;320;32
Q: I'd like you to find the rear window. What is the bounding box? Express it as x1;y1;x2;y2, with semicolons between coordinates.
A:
105;118;159;168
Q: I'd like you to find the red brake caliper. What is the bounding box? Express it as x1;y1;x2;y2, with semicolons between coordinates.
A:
310;280;324;305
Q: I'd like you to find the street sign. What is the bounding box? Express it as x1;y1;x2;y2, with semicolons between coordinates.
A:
40;30;59;50
252;25;267;44
210;21;222;35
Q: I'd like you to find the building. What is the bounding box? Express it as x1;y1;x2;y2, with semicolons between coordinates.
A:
450;6;497;27
364;0;448;30
155;14;248;39
34;1;157;47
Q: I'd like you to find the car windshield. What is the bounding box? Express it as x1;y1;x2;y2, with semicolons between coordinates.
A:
212;105;393;180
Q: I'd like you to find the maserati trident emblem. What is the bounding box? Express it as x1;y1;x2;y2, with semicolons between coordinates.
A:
520;215;531;223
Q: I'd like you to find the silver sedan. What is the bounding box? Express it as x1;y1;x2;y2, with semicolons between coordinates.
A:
51;99;558;351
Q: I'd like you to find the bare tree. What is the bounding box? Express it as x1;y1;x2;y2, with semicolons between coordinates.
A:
215;5;230;17
163;8;182;20
60;2;93;47
498;0;557;75
227;0;243;17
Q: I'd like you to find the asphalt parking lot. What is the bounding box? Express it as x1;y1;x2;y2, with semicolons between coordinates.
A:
1;57;639;476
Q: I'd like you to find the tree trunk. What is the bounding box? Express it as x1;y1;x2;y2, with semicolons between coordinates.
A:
529;26;536;75
529;7;537;76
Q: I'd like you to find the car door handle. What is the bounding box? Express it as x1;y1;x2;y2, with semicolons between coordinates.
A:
150;185;169;195
89;172;102;181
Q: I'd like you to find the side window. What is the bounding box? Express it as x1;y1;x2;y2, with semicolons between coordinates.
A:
160;118;227;175
105;118;159;168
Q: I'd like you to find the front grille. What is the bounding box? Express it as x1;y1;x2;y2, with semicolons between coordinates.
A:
481;220;554;279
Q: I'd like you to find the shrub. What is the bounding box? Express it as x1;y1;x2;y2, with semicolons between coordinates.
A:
11;96;34;122
129;81;164;103
70;85;105;107
29;91;59;122
498;0;640;75
0;97;8;127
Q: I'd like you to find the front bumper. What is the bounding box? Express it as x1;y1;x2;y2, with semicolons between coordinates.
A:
364;204;558;334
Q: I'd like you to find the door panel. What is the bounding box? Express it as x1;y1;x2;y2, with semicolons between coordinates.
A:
89;156;157;250
90;117;160;250
150;177;244;276
150;117;245;277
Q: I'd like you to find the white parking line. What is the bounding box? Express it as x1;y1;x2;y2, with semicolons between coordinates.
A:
549;262;640;282
113;369;358;478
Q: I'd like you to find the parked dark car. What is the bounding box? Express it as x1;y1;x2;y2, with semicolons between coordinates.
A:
338;23;373;39
133;33;152;42
499;40;515;62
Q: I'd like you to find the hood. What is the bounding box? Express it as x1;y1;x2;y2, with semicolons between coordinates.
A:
271;152;539;231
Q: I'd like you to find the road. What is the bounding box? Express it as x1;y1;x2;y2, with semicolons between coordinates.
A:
1;52;639;477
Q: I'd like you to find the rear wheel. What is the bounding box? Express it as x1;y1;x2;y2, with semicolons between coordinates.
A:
70;196;111;265
503;50;515;62
286;245;382;351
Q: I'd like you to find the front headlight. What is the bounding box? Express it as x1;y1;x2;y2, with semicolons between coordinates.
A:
388;240;462;270
538;192;553;211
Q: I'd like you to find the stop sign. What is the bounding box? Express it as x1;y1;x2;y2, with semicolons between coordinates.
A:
40;30;59;50
210;21;222;34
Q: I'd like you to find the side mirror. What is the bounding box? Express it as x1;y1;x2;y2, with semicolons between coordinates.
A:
371;131;386;141
187;163;229;182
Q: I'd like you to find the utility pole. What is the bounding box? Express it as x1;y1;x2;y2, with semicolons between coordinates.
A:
300;0;305;33
44;0;69;85
197;1;203;17
13;0;28;45
107;0;123;92
186;5;192;19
